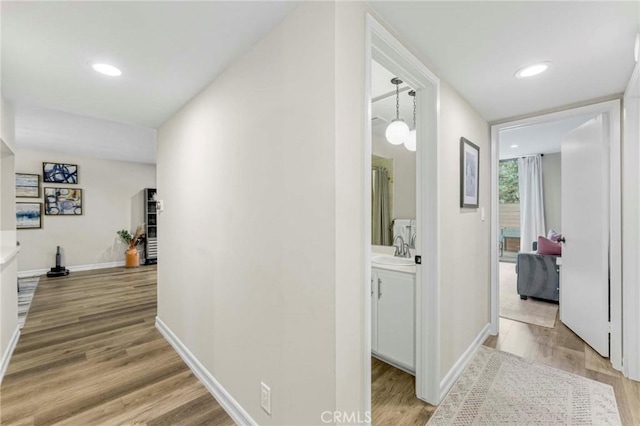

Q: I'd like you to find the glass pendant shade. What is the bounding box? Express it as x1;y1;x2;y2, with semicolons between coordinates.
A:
405;129;416;151
386;119;409;145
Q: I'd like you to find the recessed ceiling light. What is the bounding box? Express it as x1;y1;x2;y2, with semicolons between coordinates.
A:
510;144;519;148
515;62;551;79
91;63;122;77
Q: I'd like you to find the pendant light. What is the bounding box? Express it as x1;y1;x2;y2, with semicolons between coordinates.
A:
385;77;410;145
404;90;416;152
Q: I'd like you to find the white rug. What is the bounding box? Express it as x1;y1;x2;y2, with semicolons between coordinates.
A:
428;346;621;425
500;261;558;328
18;276;40;328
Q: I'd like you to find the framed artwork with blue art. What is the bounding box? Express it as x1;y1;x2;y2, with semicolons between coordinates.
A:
16;202;42;229
44;188;83;215
43;162;78;184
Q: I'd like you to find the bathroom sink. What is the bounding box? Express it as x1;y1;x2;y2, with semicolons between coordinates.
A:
371;255;415;266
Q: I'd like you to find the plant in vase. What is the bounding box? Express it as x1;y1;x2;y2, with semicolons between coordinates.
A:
117;225;145;268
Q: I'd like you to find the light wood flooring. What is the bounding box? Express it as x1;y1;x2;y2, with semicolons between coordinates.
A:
485;316;640;426
0;266;233;426
371;358;434;425
3;267;638;425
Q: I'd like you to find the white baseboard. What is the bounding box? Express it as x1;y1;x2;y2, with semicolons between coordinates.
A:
18;261;126;278
155;316;257;426
0;325;21;385
439;323;490;399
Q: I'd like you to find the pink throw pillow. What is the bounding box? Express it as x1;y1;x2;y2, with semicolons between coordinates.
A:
537;236;562;256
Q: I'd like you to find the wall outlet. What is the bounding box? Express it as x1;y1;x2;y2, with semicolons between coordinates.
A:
260;382;271;415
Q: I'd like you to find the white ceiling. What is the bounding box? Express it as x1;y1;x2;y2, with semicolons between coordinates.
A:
2;1;296;129
369;1;640;122
499;115;592;160
2;2;638;163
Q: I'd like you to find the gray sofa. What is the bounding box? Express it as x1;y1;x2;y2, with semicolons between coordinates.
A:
515;245;560;302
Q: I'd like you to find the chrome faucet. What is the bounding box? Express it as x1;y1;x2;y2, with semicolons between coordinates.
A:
393;236;411;258
393;236;405;257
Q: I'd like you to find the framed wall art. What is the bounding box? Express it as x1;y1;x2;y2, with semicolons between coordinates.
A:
15;173;40;198
16;202;42;229
460;137;480;208
43;162;78;184
44;187;83;215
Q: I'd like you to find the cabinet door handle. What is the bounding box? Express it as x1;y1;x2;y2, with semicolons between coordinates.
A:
378;278;382;299
371;278;374;297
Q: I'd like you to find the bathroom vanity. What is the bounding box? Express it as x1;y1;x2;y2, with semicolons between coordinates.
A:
371;256;416;374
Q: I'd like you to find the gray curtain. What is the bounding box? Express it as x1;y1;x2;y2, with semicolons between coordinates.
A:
372;167;391;245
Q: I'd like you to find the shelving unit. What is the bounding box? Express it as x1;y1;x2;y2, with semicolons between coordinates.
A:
144;188;157;265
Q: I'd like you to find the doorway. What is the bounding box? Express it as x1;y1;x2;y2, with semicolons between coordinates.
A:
364;14;441;417
496;115;590;330
490;99;622;371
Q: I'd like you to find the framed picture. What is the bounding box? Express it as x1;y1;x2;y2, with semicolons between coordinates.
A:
460;137;480;208
43;162;78;184
15;173;40;198
16;202;42;229
44;187;83;215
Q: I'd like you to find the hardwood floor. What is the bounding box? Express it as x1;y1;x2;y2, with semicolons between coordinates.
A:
484;316;640;426
371;358;435;425
4;266;638;425
0;266;233;426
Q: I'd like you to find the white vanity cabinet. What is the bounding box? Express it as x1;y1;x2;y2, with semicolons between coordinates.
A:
371;267;415;373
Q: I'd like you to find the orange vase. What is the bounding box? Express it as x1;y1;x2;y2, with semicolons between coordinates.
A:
125;248;139;268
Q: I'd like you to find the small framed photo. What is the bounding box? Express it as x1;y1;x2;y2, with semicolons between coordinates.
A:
43;162;78;184
460;137;480;208
16;202;42;229
15;173;40;198
44;187;83;215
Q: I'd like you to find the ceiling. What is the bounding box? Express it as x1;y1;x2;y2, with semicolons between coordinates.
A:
499;115;592;160
2;1;638;163
2;1;296;129
368;1;640;122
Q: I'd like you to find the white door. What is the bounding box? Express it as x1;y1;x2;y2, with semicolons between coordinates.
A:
560;114;610;357
376;270;415;370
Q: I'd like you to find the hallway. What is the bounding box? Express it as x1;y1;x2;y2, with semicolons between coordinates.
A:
0;267;233;425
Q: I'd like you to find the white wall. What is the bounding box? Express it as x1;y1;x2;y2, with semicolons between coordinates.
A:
542;152;561;232
438;81;490;378
157;4;341;424
372;134;416;220
15;149;156;273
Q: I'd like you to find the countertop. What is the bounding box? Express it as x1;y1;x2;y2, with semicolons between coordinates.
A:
0;246;20;265
372;262;416;274
371;247;416;274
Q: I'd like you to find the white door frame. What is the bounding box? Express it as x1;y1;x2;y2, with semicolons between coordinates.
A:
489;99;622;371
622;61;640;381
364;15;442;406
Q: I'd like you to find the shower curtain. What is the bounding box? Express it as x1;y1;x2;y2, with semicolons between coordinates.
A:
372;167;391;246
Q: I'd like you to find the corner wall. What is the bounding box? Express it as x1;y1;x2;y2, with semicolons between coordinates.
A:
157;4;340;424
15;149;156;273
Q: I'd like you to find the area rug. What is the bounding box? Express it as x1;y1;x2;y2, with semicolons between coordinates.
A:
18;276;40;328
499;261;558;328
427;346;621;425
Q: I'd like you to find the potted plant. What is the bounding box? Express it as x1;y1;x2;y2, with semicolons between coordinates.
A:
117;224;145;268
